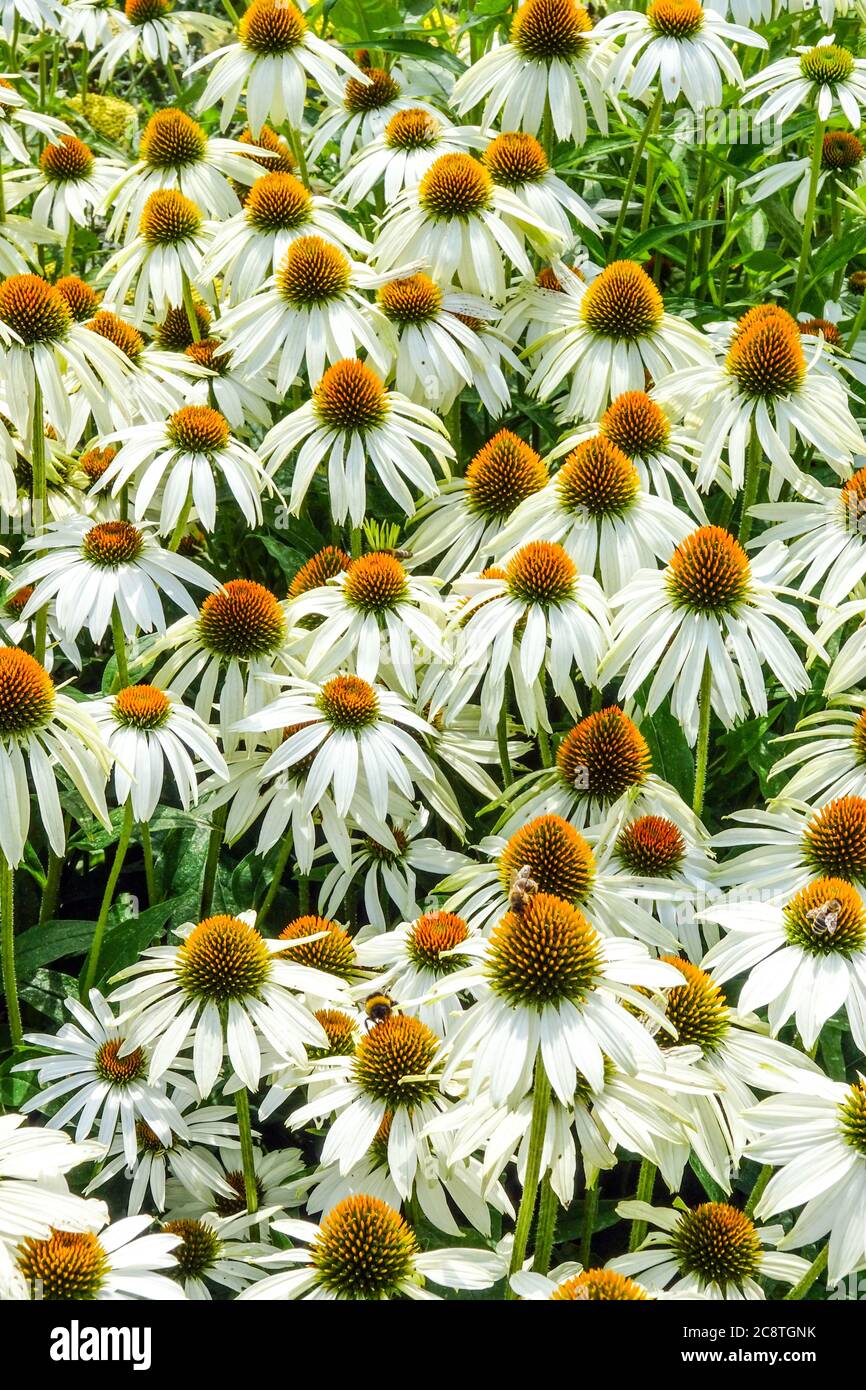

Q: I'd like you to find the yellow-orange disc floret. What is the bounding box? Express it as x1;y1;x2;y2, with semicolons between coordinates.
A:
198;579;286;660
0;647;55;736
278;914;356;978
581;261;664;341
498;814;595;903
557;705;651;802
310;1194;418;1298
487;891;603;1007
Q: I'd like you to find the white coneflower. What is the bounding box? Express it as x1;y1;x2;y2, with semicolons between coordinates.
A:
9;134;124;239
714;796;866;896
110;909;347;1095
105;107;274;244
289;549;448;695
61;0;116;48
152;579;293;751
354;909;478;1034
91;683;227;822
15;990;190;1168
233;672;457;839
768;700;866;806
747;468;866;609
493;434;694;593
438;812;679;949
334;106;485;209
15;514;217;644
372;151;561;302
216;236;390;393
741;129;866;221
183;334;281;431
480;130;601;245
99;188;212;324
408;430;549;581
0;75;70;167
450;0;612;145
656;305;866;497
596;0;765;112
608;1200;807;1299
95;405;275;535
200;169;369;305
745;1074;866;1282
430;891;679;1106
307;63;440;165
703;877;866;1052
0;645;111;865
15;1216;185;1301
75;308;210;434
430;541;609;735
91;0;227;84
86;1092;240;1215
0;273;131;443
163;1142;305;1221
187;0;367;136
259;358;454;527
551;389;708;521
526;260;712;422
373;274;522;416
600;526;820;745
238;1194;505;1300
744;34;866;127
317;809;467;932
0;1113;106;1247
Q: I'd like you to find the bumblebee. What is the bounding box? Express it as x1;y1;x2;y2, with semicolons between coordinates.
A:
364;993;397;1030
508;863;539;915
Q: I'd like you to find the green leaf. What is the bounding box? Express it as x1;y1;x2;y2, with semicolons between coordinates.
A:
19;969;79;1025
640;706;695;803
690;1154;727;1202
98;895;183;983
621;219;719;262
15;920;98;982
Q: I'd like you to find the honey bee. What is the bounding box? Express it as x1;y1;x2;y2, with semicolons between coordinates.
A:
508;863;539;914
805;898;843;937
364;993;397;1030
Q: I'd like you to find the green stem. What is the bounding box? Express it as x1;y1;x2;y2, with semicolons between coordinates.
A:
167;491;193;552
286;124;311;190
1;855;21;1047
505;1060;551;1297
744;1163;772;1219
140;822;157;907
531;1176;558;1274
628;1158;656;1252
31;378;47;666
783;1243;828;1300
580;1182;599;1268
256;833;293;928
200;803;228;918
39;838;66;924
111;603;130;691
684;151;708;293
81;802;134;998
791;114;827;316
220;0;240;23
181;273;202;343
692;657;713;818
538;724;552;767
350;525;362;559
610;89;663;261
737;429;763;545
234;1083;259;1215
541;99;554;163
845;285;866;353
497;700;513;788
62;221;75;276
